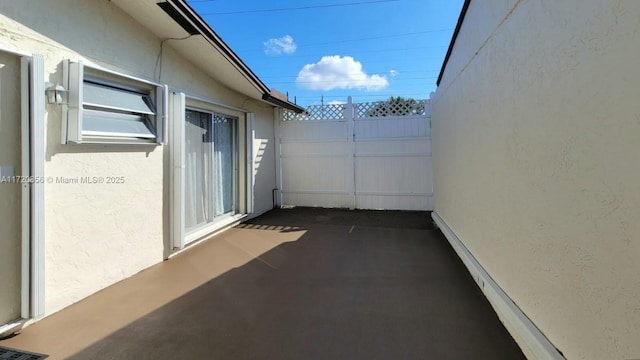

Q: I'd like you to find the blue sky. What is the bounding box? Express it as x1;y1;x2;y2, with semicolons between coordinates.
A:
186;0;464;107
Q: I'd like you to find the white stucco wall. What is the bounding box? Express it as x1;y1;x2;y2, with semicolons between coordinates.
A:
249;105;279;216
0;0;277;316
432;1;640;359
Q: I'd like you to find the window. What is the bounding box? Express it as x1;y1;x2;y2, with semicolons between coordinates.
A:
170;92;254;248
63;60;167;145
184;108;238;232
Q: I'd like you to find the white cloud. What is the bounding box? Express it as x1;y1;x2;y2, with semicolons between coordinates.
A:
389;69;399;76
296;55;389;91
264;35;297;56
328;100;346;105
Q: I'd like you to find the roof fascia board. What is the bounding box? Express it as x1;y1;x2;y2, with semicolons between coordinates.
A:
161;0;269;93
159;0;305;113
157;2;200;35
436;0;472;86
262;93;306;113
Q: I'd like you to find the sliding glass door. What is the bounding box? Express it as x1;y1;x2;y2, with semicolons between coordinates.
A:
184;108;238;232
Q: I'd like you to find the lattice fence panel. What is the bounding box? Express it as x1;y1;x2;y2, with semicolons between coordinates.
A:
282;110;306;121
282;103;345;121
355;99;429;118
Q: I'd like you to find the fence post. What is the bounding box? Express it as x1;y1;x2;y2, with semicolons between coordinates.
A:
426;95;433;138
345;96;356;210
274;107;283;208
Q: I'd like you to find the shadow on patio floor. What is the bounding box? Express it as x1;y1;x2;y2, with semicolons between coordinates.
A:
2;208;524;359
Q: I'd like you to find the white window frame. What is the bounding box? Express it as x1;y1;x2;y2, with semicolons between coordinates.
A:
170;92;254;250
183;106;240;220
62;60;168;145
0;49;45;338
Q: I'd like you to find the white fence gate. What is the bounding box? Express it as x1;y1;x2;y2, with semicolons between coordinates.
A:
275;97;432;211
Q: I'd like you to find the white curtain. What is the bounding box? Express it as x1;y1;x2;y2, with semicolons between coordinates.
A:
213;114;234;216
185;109;236;232
185;110;212;230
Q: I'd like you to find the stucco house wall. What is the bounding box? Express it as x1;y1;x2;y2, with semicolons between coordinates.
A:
0;0;281;317
432;1;640;359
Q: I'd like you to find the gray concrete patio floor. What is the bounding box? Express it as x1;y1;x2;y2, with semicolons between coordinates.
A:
1;208;525;359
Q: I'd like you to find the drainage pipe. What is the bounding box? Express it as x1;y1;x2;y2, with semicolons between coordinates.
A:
272;188;278;209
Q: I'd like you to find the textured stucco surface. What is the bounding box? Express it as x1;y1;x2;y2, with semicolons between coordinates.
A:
0;0;277;317
432;1;640;359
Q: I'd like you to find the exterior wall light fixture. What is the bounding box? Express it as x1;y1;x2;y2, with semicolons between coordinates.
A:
45;83;68;105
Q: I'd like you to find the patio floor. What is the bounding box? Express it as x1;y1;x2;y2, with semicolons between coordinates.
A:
0;208;525;359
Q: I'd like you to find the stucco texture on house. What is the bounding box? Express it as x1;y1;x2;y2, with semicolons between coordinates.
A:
432;1;640;359
0;0;296;322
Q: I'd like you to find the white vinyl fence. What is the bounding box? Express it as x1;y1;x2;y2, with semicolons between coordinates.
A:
275;97;433;211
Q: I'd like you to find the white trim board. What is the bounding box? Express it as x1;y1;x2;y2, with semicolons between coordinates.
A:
32;54;46;319
431;212;564;360
20;55;32;320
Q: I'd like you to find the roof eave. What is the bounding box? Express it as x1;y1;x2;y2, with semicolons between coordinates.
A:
262;92;306;114
162;0;269;93
158;0;304;112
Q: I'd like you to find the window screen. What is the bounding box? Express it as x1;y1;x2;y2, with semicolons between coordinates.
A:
82;81;156;140
83;81;155;115
63;60;166;145
83;109;156;139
